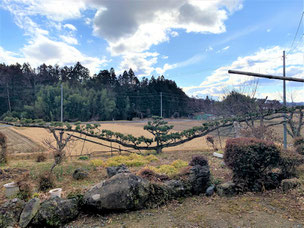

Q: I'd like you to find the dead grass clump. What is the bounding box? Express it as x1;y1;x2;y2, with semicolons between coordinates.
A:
38;172;55;192
36;153;47;162
16;173;32;200
137;168;169;182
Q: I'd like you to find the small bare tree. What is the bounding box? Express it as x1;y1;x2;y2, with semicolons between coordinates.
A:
43;128;73;173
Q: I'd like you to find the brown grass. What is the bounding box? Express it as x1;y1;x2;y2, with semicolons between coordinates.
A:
10;120;219;157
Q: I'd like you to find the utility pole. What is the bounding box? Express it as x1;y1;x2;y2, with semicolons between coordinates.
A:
160;92;163;118
283;50;287;149
6;83;11;112
61;83;63;122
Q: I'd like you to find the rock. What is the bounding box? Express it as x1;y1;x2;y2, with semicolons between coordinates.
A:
106;164;130;178
220;161;226;168
188;165;211;195
83;173;150;211
19;198;40;228
0;198;25;228
213;152;223;159
31;197;79;227
72;168;89;180
206;185;215;197
281;178;301;192
165;180;191;198
147;183;171;207
216;181;236;197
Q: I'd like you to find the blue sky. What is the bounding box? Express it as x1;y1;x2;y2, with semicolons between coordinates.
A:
0;0;304;101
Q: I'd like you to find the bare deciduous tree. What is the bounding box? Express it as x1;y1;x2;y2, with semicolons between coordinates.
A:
43;128;73;173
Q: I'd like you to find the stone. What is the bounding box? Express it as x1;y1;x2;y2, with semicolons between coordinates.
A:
19;198;40;228
216;181;236;197
83;173;151;211
188;165;211;195
206;185;215;197
72;168;89;180
31;197;79;227
106;164;130;178
165;180;191;198
0;198;25;228
213;152;223;159
281;178;301;192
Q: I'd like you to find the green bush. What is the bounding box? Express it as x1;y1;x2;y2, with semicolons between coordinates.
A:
224;137;281;192
78;156;89;160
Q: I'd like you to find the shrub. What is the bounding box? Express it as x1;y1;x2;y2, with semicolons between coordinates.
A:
189;155;208;167
294;137;304;155
38;172;55;192
78;156;89;160
279;149;304;178
104;154;158;168
90;159;105;167
142;159;189;178
224;137;281;192
36;153;47;162
3;116;19;122
17;174;32;200
157;165;177;176
172;159;188;169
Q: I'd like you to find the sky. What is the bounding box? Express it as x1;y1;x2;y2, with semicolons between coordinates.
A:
0;0;304;102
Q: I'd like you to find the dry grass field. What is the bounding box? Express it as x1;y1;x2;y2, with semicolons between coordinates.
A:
9;119;222;158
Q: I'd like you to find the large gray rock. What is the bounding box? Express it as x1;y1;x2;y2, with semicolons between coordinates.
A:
31;197;79;227
19;198;40;228
72;168;88;180
83;173;151;211
216;181;237;197
0;198;25;228
281;178;301;192
188;165;211;195
106;164;130;178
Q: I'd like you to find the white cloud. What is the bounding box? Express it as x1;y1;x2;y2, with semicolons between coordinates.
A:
90;0;243;74
1;0;243;76
60;35;78;45
216;45;230;53
184;46;304;102
1;0;87;21
0;35;107;74
206;46;214;52
119;52;159;76
63;24;77;31
0;47;26;64
267;28;271;33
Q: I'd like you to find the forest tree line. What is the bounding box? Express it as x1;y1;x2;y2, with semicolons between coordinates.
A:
0;62;282;122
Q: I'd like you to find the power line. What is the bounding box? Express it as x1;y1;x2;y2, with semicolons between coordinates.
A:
287;11;304;55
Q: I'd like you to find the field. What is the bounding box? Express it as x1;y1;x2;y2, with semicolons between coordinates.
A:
0;119;304;227
7;119;223;158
